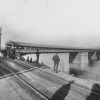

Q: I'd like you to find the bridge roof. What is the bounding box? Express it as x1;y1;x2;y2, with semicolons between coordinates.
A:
5;40;99;51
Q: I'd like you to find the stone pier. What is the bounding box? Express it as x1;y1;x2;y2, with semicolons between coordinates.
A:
39;53;69;73
39;52;90;74
80;52;88;71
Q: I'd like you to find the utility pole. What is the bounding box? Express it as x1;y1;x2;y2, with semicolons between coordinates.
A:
0;27;2;51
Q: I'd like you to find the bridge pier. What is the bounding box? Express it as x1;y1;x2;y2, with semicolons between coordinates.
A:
58;53;69;73
39;52;89;75
69;52;81;75
39;53;70;73
88;52;97;66
96;52;100;60
80;52;88;71
69;52;89;75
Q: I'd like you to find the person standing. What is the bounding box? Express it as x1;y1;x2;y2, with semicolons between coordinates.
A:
36;49;39;63
52;53;60;73
27;56;29;62
30;57;32;63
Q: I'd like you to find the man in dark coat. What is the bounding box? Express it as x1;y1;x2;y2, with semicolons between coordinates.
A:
52;53;60;73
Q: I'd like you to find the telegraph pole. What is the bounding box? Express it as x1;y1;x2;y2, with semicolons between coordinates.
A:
0;27;2;51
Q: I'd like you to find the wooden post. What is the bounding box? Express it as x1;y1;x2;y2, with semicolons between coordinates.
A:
36;49;39;63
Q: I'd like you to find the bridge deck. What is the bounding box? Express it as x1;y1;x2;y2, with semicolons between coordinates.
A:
6;41;95;51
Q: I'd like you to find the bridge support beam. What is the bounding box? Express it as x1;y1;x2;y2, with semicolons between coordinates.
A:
96;52;100;60
80;52;89;71
69;52;89;76
39;53;69;73
88;52;97;66
69;52;81;75
58;53;69;73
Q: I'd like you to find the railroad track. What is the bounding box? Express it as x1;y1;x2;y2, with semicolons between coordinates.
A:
0;62;13;79
0;58;38;75
1;58;100;100
0;59;50;100
7;59;100;99
6;59;70;85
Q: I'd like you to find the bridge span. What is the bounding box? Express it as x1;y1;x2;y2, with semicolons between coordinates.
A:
5;41;100;75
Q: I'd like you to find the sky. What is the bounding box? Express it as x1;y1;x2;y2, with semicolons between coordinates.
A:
0;0;100;48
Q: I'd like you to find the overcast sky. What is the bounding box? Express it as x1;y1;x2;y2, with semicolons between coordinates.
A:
0;0;100;48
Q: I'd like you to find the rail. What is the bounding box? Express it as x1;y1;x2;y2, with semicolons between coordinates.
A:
9;59;100;97
0;59;50;100
1;58;100;100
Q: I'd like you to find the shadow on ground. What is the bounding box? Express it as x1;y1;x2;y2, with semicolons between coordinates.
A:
50;81;74;100
86;84;100;100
